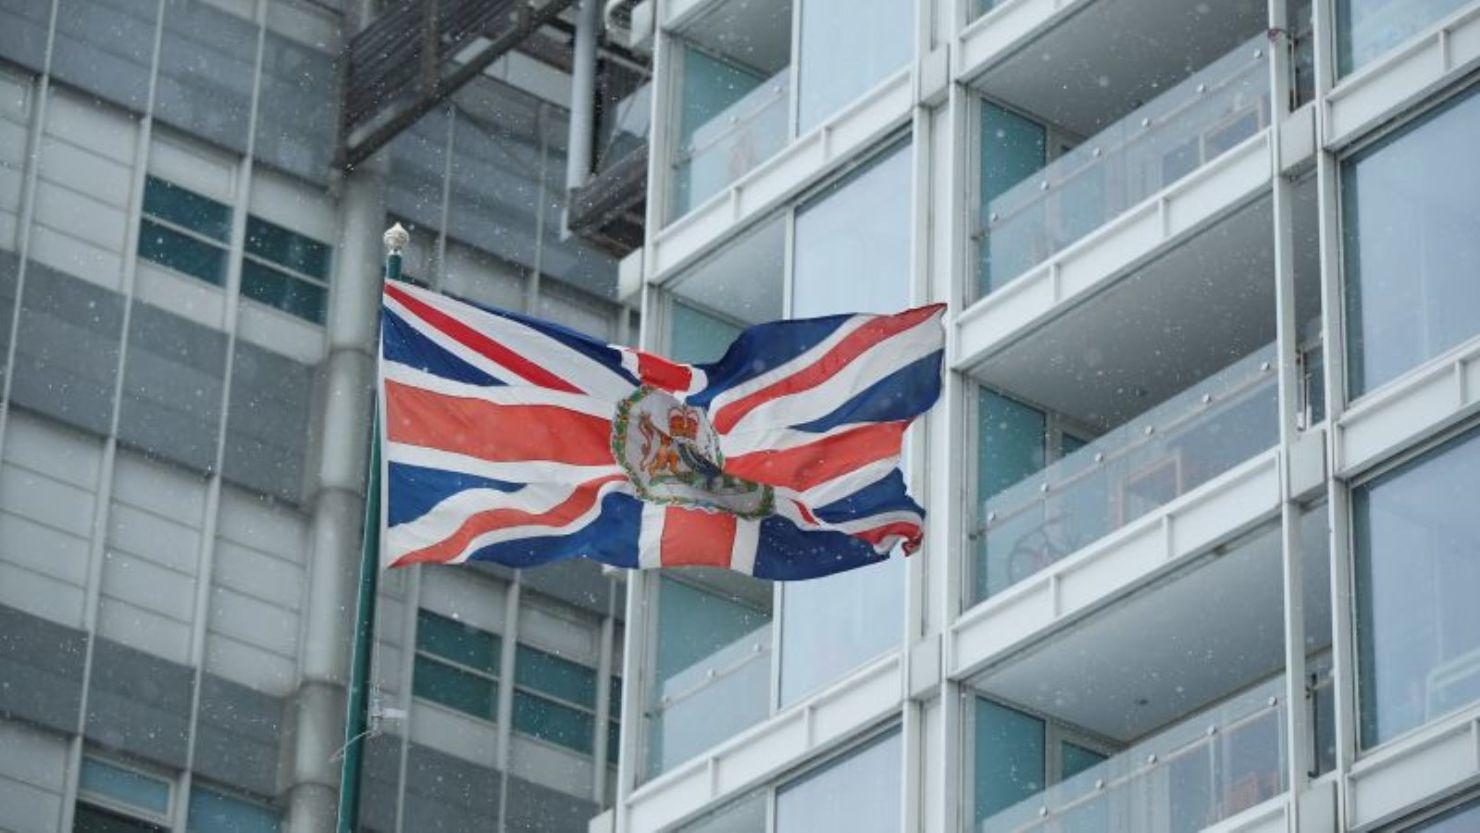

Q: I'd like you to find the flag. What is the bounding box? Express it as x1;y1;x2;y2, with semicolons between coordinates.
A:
378;281;945;580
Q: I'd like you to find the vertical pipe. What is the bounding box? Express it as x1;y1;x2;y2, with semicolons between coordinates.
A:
334;225;401;833
566;0;600;192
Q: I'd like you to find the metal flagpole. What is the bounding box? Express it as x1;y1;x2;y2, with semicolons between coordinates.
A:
335;224;405;833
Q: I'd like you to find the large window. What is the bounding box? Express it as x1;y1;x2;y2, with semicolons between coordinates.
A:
1336;0;1468;76
1342;86;1480;398
412;609;502;721
512;642;599;755
795;0;912;135
1354;424;1480;748
775;728;901;833
1407;797;1480;831
241;216;332;325
781;140;912;705
138;176;231;287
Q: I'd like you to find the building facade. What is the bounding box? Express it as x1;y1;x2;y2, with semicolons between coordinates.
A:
0;1;642;831
607;0;1480;832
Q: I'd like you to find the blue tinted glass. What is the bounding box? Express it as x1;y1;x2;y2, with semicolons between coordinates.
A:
974;699;1045;823
670;302;742;365
143;176;232;242
413;655;497;719
244;216;332;279
79;758;171;815
187;787;280;833
1354;425;1480;747
416;610;500;673
240;260;327;324
1337;0;1467;75
608;720;620;765
515;644;597;708
1342;86;1480;397
138;219;228;286
513;691;595;753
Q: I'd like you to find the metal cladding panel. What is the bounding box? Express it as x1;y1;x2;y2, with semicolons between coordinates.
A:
84;636;193;769
504;772;599;833
0;604;86;734
11;260;124;437
193;673;287;797
402;743;502;831
117;301;228;474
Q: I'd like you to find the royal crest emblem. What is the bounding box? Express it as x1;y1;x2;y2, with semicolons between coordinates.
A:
612;386;773;518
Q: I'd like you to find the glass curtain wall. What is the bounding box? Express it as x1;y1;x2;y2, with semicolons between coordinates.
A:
1341;85;1480;399
1336;0;1469;76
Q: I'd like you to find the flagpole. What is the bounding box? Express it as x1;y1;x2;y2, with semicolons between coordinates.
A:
335;224;403;833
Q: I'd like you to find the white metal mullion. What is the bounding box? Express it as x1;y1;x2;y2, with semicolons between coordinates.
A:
1266;0;1314;810
58;2;168;830
494;576;522;833
392;565;423;833
592;585;617;805
171;3;270;826
525;105;550;316
0;0;60;474
433;105;456;291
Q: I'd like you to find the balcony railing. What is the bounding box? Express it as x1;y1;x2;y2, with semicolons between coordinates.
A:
670;68;790;220
981;676;1288;833
645;622;772;775
975;344;1279;601
979;34;1271;293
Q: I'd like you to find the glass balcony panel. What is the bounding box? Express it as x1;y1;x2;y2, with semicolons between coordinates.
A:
976;344;1278;601
1336;0;1468;76
670;35;791;222
644;576;773;778
978;677;1288;833
979;36;1270;295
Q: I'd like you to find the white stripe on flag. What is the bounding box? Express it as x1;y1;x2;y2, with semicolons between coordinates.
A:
638;503;666;569
384;362;617;419
706;315;872;414
388;443;623;485
729;518;760;576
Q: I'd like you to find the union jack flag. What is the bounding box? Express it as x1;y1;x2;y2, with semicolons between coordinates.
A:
379;281;945;580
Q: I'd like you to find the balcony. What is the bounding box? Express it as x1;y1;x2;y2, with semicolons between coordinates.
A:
967;516;1334;833
975;344;1279;600
672;69;790;219
978;34;1271;295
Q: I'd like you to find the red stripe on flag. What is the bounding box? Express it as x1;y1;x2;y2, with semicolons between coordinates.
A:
711;304;944;434
634;350;693;392
659;507;736;568
851;522;923;551
723;422;909;492
391;475;627;567
385;380;613;465
385;283;583;394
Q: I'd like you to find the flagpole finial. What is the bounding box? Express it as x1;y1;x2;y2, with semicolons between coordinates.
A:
383;223;409;256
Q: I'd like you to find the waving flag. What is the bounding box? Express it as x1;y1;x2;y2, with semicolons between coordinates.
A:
379;281;944;580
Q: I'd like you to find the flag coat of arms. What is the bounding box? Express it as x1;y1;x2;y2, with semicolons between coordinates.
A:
379;282;945;580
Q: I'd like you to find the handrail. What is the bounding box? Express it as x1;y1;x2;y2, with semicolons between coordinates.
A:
977;343;1278;535
648;624;772;712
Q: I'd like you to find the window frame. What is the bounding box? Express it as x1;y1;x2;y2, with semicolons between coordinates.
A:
137;174;233;288
75;755;176;830
411;608;503;722
238;214;333;325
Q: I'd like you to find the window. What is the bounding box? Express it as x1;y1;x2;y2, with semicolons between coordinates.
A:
186;786;280;833
512;643;598;754
241;216;332;324
75;757;172;832
795;0;912;135
1336;0;1468;76
412;609;501;721
775;729;902;833
1354;425;1480;748
1406;796;1480;831
138;175;231;287
1341;86;1480;398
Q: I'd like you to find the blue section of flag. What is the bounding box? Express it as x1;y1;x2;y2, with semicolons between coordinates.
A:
383;308;504;386
464;492;643;569
386;463;522;527
752;517;890;580
812;470;922;525
685;314;852;409
789;353;945;433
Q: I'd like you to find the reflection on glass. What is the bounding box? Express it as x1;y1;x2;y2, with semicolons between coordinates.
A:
671;302;743;365
1354;425;1480;748
673;791;768;833
781;140;913;705
1336;0;1467;76
977;36;1270;296
776;729;901;833
645;575;773;777
1341;85;1480;398
975;677;1287;833
671;47;789;219
796;0;912;134
974;345;1279;603
1409;797;1480;831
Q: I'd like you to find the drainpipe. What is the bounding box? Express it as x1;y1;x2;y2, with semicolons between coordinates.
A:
566;0;600;193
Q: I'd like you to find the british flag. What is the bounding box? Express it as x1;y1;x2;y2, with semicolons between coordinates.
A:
379;281;945;580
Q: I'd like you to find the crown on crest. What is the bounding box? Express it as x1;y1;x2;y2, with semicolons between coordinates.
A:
667;407;700;440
